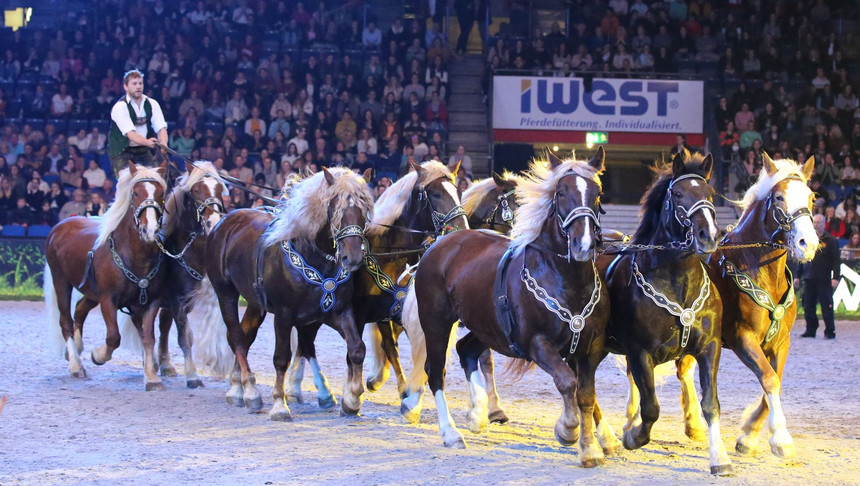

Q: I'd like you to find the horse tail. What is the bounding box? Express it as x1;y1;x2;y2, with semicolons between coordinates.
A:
188;276;234;379
42;263;66;357
118;312;143;354
612;354;675;386
502;357;537;381
402;283;428;393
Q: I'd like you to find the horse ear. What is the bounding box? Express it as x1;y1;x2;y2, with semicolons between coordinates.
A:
762;151;778;176
701;153;714;180
802;155;815;180
588;145;606;172
545;147;563;168
451;159;462;177
362;168;373;183
128;161;138;175
491;171;505;187
671;151;686;176
409;159;425;179
322;167;335;186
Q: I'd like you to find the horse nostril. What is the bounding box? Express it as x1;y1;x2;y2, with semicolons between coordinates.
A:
798;238;807;248
698;228;708;240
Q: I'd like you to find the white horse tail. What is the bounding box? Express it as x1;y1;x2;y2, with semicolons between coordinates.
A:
118;312;143;354
42;263;66;357
188;276;234;379
402;283;427;393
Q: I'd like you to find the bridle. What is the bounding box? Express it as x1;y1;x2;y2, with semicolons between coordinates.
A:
131;177;165;232
417;177;467;235
766;174;813;246
329;196;369;266
662;173;716;249
551;172;603;262
484;188;517;229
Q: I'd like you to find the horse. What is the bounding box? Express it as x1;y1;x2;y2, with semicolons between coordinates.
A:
361;170;521;398
283;161;469;407
640;154;817;458
401;148;620;467
44;162;169;390
204;167;375;420
152;161;228;388
596;150;733;475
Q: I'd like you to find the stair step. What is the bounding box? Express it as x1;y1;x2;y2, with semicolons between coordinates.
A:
448;124;487;132
450;94;485;105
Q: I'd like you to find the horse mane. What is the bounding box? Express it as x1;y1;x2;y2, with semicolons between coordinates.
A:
366;161;453;237
509;154;603;253
736;158;809;216
162;161;227;236
632;150;710;245
262;168;375;247
94;165;167;249
461;171;520;217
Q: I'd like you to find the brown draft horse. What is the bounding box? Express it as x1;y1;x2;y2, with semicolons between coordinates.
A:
362;170;520;397
152;161;228;388
596;151;733;475
44;162;169;390
649;155;817;458
284;161;469;406
403;148;620;467
204;167;375;420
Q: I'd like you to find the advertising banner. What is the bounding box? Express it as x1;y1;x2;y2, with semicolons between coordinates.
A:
492;76;704;134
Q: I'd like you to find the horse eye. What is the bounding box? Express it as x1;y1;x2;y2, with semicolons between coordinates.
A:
432;192;441;199
775;194;784;202
673;191;682;198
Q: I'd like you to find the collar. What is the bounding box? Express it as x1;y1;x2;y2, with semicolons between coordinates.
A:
124;94;148;108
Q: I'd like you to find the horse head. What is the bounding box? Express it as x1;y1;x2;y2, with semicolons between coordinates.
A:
325;167;372;272
761;153;818;261
486;171;520;230
411;160;469;236
664;151;719;254
187;165;227;235
548;147;605;261
129;161;168;244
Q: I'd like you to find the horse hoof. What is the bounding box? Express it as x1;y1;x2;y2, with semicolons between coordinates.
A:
70;368;87;379
581;457;605;468
90;352;106;366
488;410;509;424
710;464;734;476
735;440;755;456
602;443;620;456
400;403;421;424
318;396;338;409
159;365;178;377
145;382;164;392
622;430;647;450
366;379;383;392
555;428;578;447
186;379;204;389
340;404;361;416
269;410;293;422
685;425;708;442
226;395;245;408
443;437;466;449
244;396;264;411
770;442;795;458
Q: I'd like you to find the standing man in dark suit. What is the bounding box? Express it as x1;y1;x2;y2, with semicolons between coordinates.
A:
797;214;841;339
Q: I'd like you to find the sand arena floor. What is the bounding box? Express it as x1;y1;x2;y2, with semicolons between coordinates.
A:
0;300;858;485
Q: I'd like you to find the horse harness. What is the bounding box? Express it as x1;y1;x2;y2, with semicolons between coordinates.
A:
720;257;794;343
494;171;604;359
483;189;516;230
253;222;365;313
417;179;467;236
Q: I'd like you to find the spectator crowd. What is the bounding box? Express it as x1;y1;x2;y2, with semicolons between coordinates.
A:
0;0;469;231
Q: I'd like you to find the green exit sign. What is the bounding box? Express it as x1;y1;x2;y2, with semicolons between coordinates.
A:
586;132;608;145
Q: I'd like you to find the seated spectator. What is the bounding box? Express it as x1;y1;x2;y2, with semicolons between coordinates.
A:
232;155;254;184
740;121;763;149
82;159;107;189
841;156;858;187
841;232;860;263
447;145;473;177
425;90;449;129
169;127;196;159
59;188;87;220
68;129;89;154
46;181;67;212
8;197;33;227
225;89;250;125
60;158;83;191
815;153;840;187
244;107;267;138
101;179;116;205
825;205;846;239
403;112;426;140
335;111;357;146
85;190;106;217
50;84;74;118
720;121;740;159
362;21;382;48
85;128;106;155
34;199;58;227
25;172;48;208
356;128;378;156
411;134;429;160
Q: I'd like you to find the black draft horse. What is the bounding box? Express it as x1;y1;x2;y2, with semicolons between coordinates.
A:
596;150;733;475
